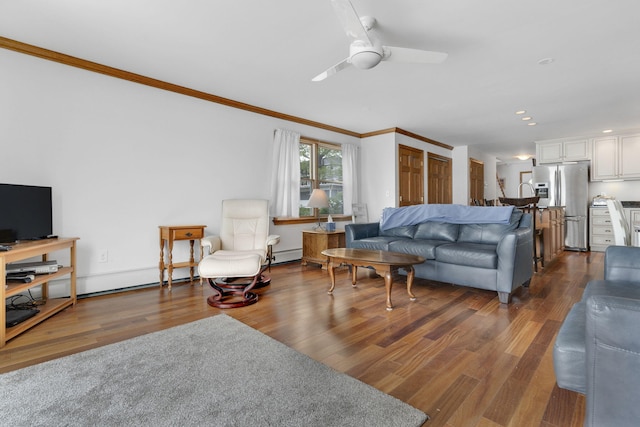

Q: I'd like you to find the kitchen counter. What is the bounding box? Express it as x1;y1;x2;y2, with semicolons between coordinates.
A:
592;201;640;208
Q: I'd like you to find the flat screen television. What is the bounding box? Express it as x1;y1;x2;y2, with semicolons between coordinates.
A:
0;183;53;243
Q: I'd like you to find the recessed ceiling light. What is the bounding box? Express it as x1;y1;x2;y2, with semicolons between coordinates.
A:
528;122;537;126
515;110;526;115
538;57;554;65
521;116;532;121
603;129;613;133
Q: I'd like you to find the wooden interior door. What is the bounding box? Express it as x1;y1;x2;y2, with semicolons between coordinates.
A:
427;153;452;204
469;158;484;203
398;145;424;206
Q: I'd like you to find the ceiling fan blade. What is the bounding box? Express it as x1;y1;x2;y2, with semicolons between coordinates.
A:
383;46;448;64
311;57;352;82
330;0;373;45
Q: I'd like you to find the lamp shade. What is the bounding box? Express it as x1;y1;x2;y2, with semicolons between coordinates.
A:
307;189;329;209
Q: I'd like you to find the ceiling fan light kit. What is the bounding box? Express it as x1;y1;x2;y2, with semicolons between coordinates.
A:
349;42;383;69
312;0;448;81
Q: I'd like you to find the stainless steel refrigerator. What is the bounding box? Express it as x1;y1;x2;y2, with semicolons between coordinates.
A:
532;162;589;251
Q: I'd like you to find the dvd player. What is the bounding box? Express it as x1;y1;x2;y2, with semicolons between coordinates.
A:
6;260;59;275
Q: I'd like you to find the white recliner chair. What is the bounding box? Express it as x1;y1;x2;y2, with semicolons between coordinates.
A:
198;199;280;308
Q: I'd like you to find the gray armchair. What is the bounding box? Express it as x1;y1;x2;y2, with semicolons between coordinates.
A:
554;246;640;426
585;295;640;426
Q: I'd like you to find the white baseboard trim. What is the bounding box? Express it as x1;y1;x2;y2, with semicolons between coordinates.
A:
272;248;302;264
38;249;303;298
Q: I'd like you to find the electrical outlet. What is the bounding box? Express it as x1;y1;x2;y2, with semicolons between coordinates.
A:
98;250;108;263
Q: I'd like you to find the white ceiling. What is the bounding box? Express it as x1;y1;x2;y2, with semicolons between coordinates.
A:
2;0;639;162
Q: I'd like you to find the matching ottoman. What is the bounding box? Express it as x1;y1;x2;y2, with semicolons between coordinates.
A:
199;253;263;308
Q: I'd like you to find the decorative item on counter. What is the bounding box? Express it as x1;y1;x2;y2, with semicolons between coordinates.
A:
592;194;613;207
325;222;336;232
326;214;336;231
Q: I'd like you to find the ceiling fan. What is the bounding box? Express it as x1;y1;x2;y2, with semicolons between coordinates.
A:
312;0;448;82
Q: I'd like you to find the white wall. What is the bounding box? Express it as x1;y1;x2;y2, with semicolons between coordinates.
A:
589;181;640;202
496;161;535;198
2;48;508;297
1;49;359;295
359;133;395;222
451;146;469;205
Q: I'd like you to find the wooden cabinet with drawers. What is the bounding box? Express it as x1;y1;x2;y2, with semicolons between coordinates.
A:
589;207;614;252
302;230;345;269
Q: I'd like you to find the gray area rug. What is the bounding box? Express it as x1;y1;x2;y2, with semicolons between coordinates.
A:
1;314;427;426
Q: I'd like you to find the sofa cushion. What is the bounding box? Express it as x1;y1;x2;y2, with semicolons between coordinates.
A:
582;279;640;301
603;246;640;282
553;302;587;394
389;239;449;260
457;210;523;244
414;222;459;242
380;225;417;239
435;242;498;269
349;236;409;251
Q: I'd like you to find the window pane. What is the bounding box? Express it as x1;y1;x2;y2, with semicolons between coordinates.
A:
319;145;343;215
298;141;344;217
299;179;312;217
320;181;343;215
318;146;342;182
300;143;311;180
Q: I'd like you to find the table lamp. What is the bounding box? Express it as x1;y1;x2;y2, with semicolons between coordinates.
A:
307;189;329;230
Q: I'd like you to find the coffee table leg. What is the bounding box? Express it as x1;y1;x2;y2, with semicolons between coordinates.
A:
327;258;336;294
351;265;358;287
383;269;393;311
406;265;417;301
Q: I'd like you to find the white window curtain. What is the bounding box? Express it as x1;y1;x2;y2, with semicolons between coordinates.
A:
342;143;359;216
270;129;301;217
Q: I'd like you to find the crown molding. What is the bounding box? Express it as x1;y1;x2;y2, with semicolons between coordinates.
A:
2;36;450;148
361;127;452;150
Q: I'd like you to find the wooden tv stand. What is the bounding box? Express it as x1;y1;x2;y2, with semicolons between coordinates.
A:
1;237;78;348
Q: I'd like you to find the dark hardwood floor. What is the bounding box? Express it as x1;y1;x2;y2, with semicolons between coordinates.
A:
1;251;601;426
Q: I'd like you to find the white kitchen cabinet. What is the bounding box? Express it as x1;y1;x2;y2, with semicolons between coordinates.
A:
624;208;640;230
591;137;618;180
590;207;615;252
591;134;640;181
619;135;640;178
536;139;589;164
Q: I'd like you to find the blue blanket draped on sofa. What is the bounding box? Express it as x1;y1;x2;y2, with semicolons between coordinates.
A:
380;204;514;231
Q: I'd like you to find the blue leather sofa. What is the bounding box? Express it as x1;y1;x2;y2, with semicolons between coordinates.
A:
345;209;533;303
553;245;640;426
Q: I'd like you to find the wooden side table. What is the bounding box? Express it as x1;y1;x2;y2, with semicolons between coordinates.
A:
159;225;206;290
301;229;345;269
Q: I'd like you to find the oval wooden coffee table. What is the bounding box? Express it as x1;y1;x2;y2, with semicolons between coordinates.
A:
321;248;426;311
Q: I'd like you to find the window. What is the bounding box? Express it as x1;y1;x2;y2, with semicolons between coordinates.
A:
299;138;343;217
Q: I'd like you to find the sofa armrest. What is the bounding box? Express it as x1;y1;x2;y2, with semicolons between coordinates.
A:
604;246;640;282
496;227;533;293
585;295;640;426
345;222;380;247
